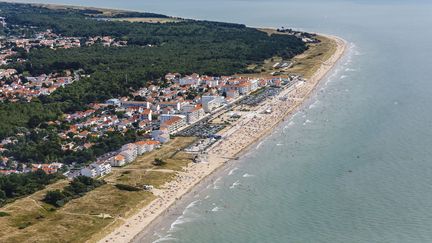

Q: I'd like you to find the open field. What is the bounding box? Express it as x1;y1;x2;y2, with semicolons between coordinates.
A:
287;35;337;79
0;137;197;243
242;33;337;80
32;3;130;16
0;180;155;243
258;27;302;37
27;3;180;22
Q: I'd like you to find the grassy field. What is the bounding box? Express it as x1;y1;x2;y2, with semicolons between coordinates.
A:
36;3;130;16
110;17;182;23
0;137;197;243
242;32;337;80
286;35;337;79
34;3;182;23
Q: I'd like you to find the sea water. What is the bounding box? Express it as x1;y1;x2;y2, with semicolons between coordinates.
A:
11;0;432;242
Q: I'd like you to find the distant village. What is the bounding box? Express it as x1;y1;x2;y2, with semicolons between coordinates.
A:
0;16;305;179
0;17;127;102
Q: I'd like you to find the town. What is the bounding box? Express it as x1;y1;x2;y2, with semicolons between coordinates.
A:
1;69;304;178
0;15;307;181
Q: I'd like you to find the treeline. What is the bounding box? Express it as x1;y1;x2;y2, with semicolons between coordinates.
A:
0;2;307;140
108;12;169;19
4;128;139;165
0;170;62;206
43;176;105;207
0;101;64;139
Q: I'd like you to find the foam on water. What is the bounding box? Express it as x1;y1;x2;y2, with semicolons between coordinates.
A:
242;173;255;178
185;200;200;210
228;167;238;176
152;234;177;243
211;207;221;212
308;100;321;109
303;119;312;125
169;215;189;232
229;180;240;189
255;141;264;149
213;177;222;190
168;200;201;233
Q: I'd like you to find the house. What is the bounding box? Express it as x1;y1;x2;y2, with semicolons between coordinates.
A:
201;95;225;113
80;162;112;177
160;114;183;124
135;140;161;155
121;101;150;109
250;79;259;91
165;73;179;81
159;101;181;111
182;104;205;124
226;89;239;99
138;120;151;130
120;143;138;163
160;116;187;134
32;163;63;174
179;75;200;86
205;79;219;88
143;140;160;152
94;162;112;176
80;167;97;178
106;98;121;106
235;81;251;95
142;109;152;121
111;154;126;167
152;128;170;143
135;141;148;155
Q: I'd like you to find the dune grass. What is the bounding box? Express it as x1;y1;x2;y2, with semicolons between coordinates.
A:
242;34;337;79
287;35;337;79
0;137;197;243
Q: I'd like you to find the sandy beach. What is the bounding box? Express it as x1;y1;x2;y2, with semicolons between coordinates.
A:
97;34;347;243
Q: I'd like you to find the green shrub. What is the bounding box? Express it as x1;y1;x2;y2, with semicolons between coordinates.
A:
115;184;141;191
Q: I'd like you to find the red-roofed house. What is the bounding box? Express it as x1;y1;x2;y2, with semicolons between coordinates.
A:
160;116;187;133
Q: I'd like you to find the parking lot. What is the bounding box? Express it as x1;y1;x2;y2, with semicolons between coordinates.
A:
239;87;282;106
176;121;226;138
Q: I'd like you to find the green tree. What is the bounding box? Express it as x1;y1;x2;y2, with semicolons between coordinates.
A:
43;190;66;207
153;158;165;166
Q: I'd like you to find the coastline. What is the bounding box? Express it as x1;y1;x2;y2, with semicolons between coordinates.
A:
97;34;347;243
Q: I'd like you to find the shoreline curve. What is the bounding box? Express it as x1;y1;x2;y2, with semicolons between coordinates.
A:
97;33;348;243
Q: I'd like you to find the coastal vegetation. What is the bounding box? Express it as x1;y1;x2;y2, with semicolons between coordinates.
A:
43;176;105;207
114;183;142;191
0;2;343;242
0;170;62;206
153;158;166;166
3;127;139;165
242;32;336;79
0;2;307;140
0;137;194;242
